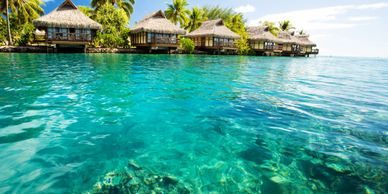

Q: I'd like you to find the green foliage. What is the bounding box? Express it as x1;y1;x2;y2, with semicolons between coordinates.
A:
0;17;6;45
94;32;124;48
1;0;44;24
120;27;131;48
91;0;135;18
94;3;129;34
92;3;130;48
224;14;245;33
1;0;44;45
185;7;206;32
11;22;35;46
79;6;95;18
235;37;252;55
279;20;295;31
202;6;234;20
179;38;195;54
164;0;190;27
261;21;280;36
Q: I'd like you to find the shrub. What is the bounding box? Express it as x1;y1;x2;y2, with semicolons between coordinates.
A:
235;37;253;55
12;22;35;46
180;38;195;54
88;3;130;48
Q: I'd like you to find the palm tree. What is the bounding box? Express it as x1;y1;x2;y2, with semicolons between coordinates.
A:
279;20;295;31
0;0;44;45
185;7;206;32
0;0;12;45
202;6;234;20
299;30;307;35
227;14;245;33
91;0;135;18
262;21;280;36
79;6;95;18
164;0;190;27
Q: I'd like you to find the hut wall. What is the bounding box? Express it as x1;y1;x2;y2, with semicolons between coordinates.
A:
259;42;264;50
283;44;291;51
205;37;212;47
46;27;92;42
301;46;307;53
251;41;258;49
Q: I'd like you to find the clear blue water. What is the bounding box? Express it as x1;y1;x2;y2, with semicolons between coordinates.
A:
0;54;387;193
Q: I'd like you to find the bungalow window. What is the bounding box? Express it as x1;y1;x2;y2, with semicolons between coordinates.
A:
229;39;234;47
171;35;176;44
60;28;68;39
48;27;53;39
75;29;81;40
85;29;91;41
147;33;152;43
214;37;219;46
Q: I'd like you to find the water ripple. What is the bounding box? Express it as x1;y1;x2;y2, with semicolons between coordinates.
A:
0;54;387;193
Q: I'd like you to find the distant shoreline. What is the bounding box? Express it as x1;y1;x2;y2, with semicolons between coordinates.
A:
0;46;317;57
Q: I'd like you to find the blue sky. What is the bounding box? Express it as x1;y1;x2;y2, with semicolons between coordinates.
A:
43;0;388;57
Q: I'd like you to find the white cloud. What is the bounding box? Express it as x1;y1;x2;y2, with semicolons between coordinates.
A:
42;0;54;2
234;4;255;14
347;16;378;22
356;2;388;9
247;2;388;31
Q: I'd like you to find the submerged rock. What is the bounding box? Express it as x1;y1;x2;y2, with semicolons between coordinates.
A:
88;160;191;194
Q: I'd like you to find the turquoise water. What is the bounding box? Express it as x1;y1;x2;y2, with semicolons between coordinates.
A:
0;54;387;193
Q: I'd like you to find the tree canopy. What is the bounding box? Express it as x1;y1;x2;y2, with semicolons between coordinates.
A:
0;0;44;45
279;20;295;31
185;7;206;32
164;0;190;27
91;0;135;18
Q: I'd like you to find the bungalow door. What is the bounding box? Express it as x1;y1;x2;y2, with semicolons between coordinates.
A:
69;28;75;41
201;37;206;47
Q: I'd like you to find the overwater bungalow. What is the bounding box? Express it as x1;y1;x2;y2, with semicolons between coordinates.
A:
32;0;102;52
295;34;319;56
185;19;240;54
277;31;303;56
130;10;186;53
247;26;281;56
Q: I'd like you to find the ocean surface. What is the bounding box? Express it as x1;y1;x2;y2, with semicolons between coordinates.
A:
0;54;387;193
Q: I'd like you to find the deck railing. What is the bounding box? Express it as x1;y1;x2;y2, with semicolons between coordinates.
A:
48;33;92;41
311;48;319;54
213;42;236;48
152;37;178;44
264;45;274;50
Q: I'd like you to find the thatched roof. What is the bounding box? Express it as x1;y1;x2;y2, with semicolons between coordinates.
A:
186;19;240;39
131;10;186;34
277;31;300;44
33;0;101;30
247;26;279;42
295;34;316;46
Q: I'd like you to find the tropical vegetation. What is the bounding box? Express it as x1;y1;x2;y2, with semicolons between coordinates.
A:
164;0;190;27
80;3;131;48
91;0;134;18
0;0;309;54
185;7;206;32
0;0;44;45
179;37;195;54
279;20;295;31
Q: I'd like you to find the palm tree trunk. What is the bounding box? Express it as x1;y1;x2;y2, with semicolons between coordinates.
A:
5;0;13;45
